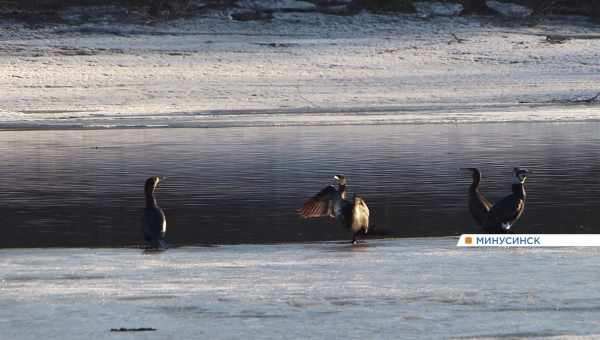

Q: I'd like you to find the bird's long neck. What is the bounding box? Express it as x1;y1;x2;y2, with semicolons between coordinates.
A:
338;183;347;200
469;173;481;193
512;183;526;199
145;188;158;208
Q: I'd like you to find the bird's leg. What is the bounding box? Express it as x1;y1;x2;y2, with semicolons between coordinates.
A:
351;231;361;244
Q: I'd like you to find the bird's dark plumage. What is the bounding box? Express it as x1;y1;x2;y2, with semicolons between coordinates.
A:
298;175;370;243
484;168;530;233
143;176;167;249
462;168;492;227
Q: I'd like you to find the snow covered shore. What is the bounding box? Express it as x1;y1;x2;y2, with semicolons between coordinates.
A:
2;240;600;339
1;10;600;128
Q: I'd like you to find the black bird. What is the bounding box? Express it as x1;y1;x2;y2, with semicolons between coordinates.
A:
484;168;531;233
298;175;370;244
143;176;167;249
461;168;493;228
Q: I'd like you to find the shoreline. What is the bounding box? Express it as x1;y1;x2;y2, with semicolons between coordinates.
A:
0;235;462;250
2;104;600;130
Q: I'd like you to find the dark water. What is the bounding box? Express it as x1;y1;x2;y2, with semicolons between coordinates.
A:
1;122;600;247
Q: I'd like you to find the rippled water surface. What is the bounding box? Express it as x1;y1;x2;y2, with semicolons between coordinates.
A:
1;122;600;247
1;239;599;339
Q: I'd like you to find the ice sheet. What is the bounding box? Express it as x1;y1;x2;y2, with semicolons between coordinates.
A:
1;239;599;339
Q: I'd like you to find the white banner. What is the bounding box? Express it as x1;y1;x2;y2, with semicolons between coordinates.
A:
457;234;600;247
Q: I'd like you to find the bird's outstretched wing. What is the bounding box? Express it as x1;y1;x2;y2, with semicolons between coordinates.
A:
485;196;524;229
298;185;337;218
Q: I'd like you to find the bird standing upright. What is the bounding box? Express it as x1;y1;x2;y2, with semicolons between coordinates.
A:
461;168;492;228
484;168;531;233
298;175;370;244
143;176;167;249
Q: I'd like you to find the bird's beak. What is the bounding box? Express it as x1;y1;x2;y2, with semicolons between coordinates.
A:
333;175;340;181
159;176;167;180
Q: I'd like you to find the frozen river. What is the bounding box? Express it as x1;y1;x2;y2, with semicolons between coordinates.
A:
1;238;599;339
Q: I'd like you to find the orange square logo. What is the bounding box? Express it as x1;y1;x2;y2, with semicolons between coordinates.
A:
465;236;473;245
